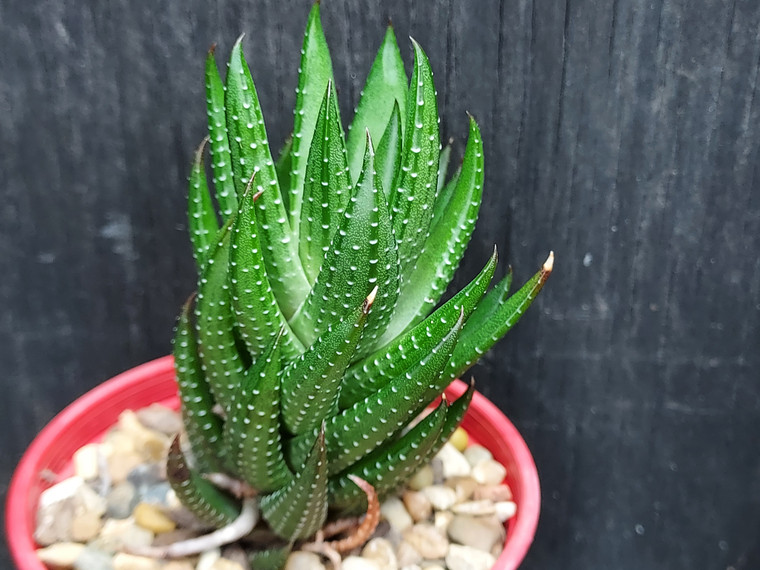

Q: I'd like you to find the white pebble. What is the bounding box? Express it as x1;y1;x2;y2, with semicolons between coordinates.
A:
435;443;471;478
421;485;457;511
73;444;100;480
463;444;493;467
471;459;507;485
445;544;497;570
36;542;85;568
494;501;517;522
342;556;382;570
381;497;413;532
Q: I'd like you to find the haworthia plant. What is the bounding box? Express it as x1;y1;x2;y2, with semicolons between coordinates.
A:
170;4;552;563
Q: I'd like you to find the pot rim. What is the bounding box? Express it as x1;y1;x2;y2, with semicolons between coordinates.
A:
6;356;540;569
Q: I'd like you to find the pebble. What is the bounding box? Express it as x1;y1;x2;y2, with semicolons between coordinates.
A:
472;484;512;502
73;546;114;570
361;537;398;570
73;443;101;480
402;491;432;522
117;410;169;461
196;548;222;570
435;444;471;478
447;515;505;553
402;524;449;559
35;477;106;545
342;556;382;570
448;427;468;452
284;551;327;570
451;500;496;517
406;465;434;491
106;450;144;484
433;511;453;535
134;502;177;533
494;501;517;522
136;403;183;435
162;562;196;570
471;459;506;486
381;497;413;532
70;511;103;542
463;445;492;468
112;553;162;570
36;542;86;568
395;540;423;567
106;481;138;519
421;485;457;511
445;544;496;570
445;476;478;503
209;558;247;570
91;518;154;553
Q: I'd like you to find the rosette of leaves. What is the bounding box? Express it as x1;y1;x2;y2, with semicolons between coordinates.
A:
169;3;552;559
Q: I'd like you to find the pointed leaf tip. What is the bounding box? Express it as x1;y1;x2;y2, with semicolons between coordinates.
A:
365;285;379;310
544;251;555;273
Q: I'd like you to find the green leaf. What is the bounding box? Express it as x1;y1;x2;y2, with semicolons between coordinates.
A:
437;139;453;194
288;3;336;234
445;255;553;380
229;186;304;361
173;296;224;473
299;81;352;283
382;116;485;339
290;309;464;476
340;250;497;409
195;220;245;410
420;379;474;464
390;39;440;279
281;292;371;435
205;47;237;218
249;544;293;570
275;136;293;214
166;436;241;528
328;398;447;511
260;426;328;540
289;136;400;355
187;139;220;272
374;101;403;202
226;37;310;319
347;25;407;183
226;331;294;493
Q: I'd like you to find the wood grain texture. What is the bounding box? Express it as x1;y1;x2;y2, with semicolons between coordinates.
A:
1;1;759;568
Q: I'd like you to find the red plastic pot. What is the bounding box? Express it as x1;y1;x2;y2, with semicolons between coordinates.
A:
7;356;540;569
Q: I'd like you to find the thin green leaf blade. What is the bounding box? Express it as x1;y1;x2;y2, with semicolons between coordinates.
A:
381;116;485;340
289;3;336;233
229;186;304;360
188;139;220;272
290;136;400;354
374;101;403;202
173;296;224;473
226;38;310;318
328;398;447;511
339;250;497;409
390;39;440;279
166;436;241;528
281;293;371;435
205;47;237;218
347;25;407;183
437;140;453;194
228;333;294;493
275;136;293;214
299;81;352;282
260;427;328;540
289;309;463;476
195;220;245;410
445;254;553;380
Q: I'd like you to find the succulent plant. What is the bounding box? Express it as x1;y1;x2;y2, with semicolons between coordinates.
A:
168;3;552;562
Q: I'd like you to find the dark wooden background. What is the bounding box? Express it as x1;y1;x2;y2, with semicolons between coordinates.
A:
2;0;759;568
